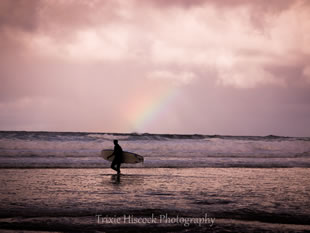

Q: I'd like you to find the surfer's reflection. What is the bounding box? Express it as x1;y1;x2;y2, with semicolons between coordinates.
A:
111;174;121;184
104;174;144;186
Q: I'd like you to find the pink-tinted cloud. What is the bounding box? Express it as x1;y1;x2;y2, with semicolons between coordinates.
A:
0;0;310;135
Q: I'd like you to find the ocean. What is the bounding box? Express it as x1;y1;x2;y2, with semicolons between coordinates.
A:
0;131;310;232
0;131;310;168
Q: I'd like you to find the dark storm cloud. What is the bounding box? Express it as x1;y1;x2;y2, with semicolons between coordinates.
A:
0;0;40;31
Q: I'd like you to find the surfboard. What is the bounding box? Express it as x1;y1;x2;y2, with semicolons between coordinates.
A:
101;149;144;164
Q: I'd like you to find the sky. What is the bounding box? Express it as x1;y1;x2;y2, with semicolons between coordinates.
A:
0;0;310;136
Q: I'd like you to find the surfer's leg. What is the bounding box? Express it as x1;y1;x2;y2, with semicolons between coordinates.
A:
111;160;117;171
116;162;121;174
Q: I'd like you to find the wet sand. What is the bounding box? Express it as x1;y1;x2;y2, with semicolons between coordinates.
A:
0;168;310;232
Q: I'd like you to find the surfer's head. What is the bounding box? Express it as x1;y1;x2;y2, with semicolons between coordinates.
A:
113;140;118;145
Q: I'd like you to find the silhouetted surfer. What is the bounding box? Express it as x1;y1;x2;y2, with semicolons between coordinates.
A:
108;140;123;174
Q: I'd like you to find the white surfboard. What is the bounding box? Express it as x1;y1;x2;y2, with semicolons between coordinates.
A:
101;149;144;164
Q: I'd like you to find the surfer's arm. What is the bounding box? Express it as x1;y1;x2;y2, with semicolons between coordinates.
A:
107;152;115;159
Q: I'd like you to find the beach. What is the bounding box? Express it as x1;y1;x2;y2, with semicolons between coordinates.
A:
1;168;310;232
1;131;310;232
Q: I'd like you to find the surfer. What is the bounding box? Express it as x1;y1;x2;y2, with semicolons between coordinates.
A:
108;140;123;174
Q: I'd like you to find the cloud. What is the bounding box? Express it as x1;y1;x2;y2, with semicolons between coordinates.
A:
216;64;283;88
303;66;310;83
0;0;310;135
141;0;296;11
0;0;39;31
146;2;309;88
2;0;309;79
1;0;310;89
147;70;196;85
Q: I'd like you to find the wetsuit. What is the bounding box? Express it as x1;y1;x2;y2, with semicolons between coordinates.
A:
111;143;123;173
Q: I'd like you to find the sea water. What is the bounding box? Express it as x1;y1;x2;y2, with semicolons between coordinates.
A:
0;131;310;168
1;131;310;232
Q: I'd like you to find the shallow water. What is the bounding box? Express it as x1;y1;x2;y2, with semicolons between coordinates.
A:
0;168;310;232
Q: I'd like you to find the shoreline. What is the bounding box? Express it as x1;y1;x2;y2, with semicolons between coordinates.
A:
1;165;310;169
1;168;310;232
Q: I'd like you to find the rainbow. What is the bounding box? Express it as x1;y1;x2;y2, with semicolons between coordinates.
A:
126;84;180;132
